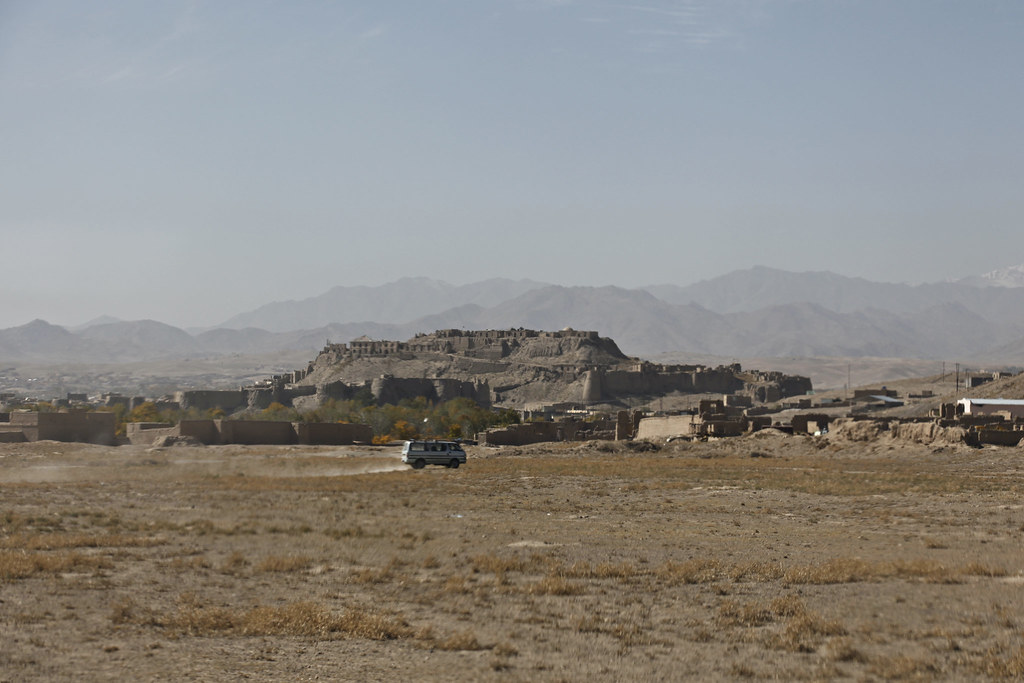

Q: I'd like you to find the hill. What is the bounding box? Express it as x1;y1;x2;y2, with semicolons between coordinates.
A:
298;328;810;410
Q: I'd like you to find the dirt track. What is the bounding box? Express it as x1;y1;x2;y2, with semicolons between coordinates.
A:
1;436;1022;681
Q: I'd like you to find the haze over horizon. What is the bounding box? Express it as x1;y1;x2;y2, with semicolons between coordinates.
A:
3;1;1022;330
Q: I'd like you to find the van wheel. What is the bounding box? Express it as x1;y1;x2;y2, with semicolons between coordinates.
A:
448;459;460;469
413;459;426;470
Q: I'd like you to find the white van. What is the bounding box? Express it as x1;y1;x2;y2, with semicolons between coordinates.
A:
402;440;467;469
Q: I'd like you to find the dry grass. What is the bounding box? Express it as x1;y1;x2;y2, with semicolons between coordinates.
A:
349;558;403;584
429;630;489;651
471;553;528;575
114;594;414;640
169;555;211;571
0;549;112;581
783;558;876;584
0;532;164;550
730;561;785;582
782;557;977;585
717;599;774;627
526;575;586;596
961;561;1009;577
771;611;848;653
656;558;724;585
977;645;1024;678
219;551;248;575
868;655;939;680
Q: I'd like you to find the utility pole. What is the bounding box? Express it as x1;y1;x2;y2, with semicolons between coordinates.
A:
955;362;960;393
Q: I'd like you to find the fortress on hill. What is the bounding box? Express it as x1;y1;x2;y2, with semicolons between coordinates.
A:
277;328;813;411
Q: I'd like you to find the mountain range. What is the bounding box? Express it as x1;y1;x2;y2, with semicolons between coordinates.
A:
4;267;1024;367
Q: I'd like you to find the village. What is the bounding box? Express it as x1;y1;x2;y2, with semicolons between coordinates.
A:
2;328;1023;451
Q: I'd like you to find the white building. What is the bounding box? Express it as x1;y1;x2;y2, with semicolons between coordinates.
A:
957;398;1024;420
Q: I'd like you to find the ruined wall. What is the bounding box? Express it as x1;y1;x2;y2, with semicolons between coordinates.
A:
479;421;564;446
126;422;179;446
791;414;831;435
591;367;744;402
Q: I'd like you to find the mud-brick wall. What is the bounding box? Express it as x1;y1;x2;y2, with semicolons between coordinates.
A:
177;390;248;412
126;422;179;445
635;415;695;441
294;422;372;445
218;420;296;445
11;411;116;445
977;429;1024;446
175;420;218;444
600;370;696;396
480;421;562;446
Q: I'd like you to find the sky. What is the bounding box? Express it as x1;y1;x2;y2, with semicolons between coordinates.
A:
2;0;1023;329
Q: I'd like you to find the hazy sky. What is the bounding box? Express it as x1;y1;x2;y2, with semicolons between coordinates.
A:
2;0;1022;329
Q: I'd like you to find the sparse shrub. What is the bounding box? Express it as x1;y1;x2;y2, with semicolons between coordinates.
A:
730;561;784;583
771;612;847;653
595;561;637;580
717;599;773;627
656;558;723;585
471;554;526;575
961;561;1008;577
769;595;808;618
0;550;112;581
137;595;412;640
783;558;873;584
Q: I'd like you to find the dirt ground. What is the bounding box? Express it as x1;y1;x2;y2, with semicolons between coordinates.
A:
1;434;1022;682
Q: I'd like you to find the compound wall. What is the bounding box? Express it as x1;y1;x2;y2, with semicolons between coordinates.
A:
635;415;696;441
9;411;116;445
294;422;373;445
218;420;297;445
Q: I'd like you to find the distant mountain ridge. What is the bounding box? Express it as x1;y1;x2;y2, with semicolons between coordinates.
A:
957;264;1024;289
642;265;1024;320
217;277;550;332
5;266;1024;365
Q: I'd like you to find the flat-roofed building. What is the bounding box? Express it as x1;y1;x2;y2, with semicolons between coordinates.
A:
957;398;1024;420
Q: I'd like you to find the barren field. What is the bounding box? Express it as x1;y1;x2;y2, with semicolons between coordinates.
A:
1;435;1022;681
